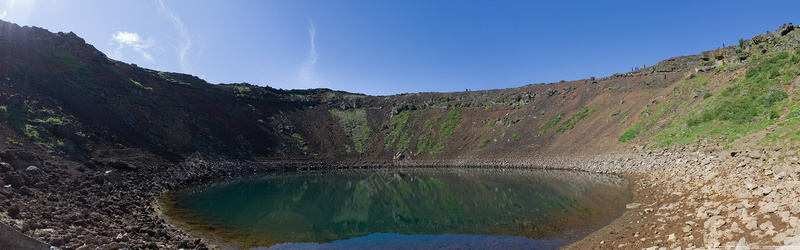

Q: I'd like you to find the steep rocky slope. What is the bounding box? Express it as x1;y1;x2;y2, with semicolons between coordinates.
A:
1;19;800;248
0;20;698;161
2;21;798;164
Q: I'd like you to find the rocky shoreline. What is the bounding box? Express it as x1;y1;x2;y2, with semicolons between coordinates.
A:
567;149;800;249
3;148;800;249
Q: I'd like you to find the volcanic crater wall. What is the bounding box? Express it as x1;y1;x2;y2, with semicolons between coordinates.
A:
1;20;800;163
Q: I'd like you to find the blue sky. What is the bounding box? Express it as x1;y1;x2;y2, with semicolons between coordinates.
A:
1;0;798;95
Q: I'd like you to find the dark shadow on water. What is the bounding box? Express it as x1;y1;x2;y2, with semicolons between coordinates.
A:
261;233;566;250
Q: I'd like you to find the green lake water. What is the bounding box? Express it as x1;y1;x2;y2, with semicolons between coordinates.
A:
163;168;631;249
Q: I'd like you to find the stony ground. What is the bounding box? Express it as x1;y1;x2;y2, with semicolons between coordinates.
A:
566;149;800;249
4;148;800;249
0;149;282;249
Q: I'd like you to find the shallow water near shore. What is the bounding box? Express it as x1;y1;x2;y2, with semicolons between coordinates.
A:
163;168;631;249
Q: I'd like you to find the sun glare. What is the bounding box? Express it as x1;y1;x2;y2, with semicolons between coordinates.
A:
1;0;42;22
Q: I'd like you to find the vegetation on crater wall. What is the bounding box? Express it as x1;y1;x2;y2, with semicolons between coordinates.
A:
478;139;491;149
0;100;85;154
417;115;434;153
537;114;562;136
37;49;85;72
619;124;642;143
385;110;411;151
416;107;462;154
292;133;308;152
620;101;670;143
10;20;800;160
655;48;800;147
556;107;595;133
330;108;372;154
0;104;29;131
439;107;462;142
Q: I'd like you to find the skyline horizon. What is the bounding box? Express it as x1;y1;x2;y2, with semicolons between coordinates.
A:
1;1;796;95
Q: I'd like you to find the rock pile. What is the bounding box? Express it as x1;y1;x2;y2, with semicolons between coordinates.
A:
565;150;800;249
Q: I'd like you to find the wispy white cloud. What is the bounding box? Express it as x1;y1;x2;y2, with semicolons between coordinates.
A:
0;10;7;19
297;18;320;88
157;0;193;74
112;31;156;61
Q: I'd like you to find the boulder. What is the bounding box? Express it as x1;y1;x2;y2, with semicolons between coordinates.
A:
103;170;122;186
6;206;19;218
788;33;800;49
39;122;56;132
751;34;765;45
700;51;712;61
698;65;717;72
774;233;788;244
739;53;749;61
17;186;32;196
32;125;54;141
0;162;12;173
742;39;754;50
2;172;25;187
766;31;775;44
759;44;768;54
24;166;44;178
736;237;749;248
774;164;794;176
777;23;796;36
785;234;800;247
0;150;42;169
626;203;642;209
748;151;763;160
108;161;137;171
54;123;78;139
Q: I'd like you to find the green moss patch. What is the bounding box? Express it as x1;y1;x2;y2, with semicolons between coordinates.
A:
385;110;411;151
537;113;563;136
655;48;800;147
330;108;372;153
556;107;595;133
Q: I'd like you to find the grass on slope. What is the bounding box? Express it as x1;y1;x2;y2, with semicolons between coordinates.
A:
654;48;800;147
620;101;670;143
37;49;85;72
0;100;84;152
761;101;800;147
330;108;372;153
385;110;412;151
416;107;462;154
430;108;463;153
537;114;563;136
556;107;595;133
438;107;462;142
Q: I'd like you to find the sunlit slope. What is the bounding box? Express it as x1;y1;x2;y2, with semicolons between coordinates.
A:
0;19;798;160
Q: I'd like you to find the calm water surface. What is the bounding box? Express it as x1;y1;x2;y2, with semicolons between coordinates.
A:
164;168;631;249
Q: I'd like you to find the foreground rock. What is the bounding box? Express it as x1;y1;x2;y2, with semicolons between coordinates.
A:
0;222;49;249
564;149;800;249
3;148;800;249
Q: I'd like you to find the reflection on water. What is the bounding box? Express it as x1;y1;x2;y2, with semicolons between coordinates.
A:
263;233;567;250
164;168;631;248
